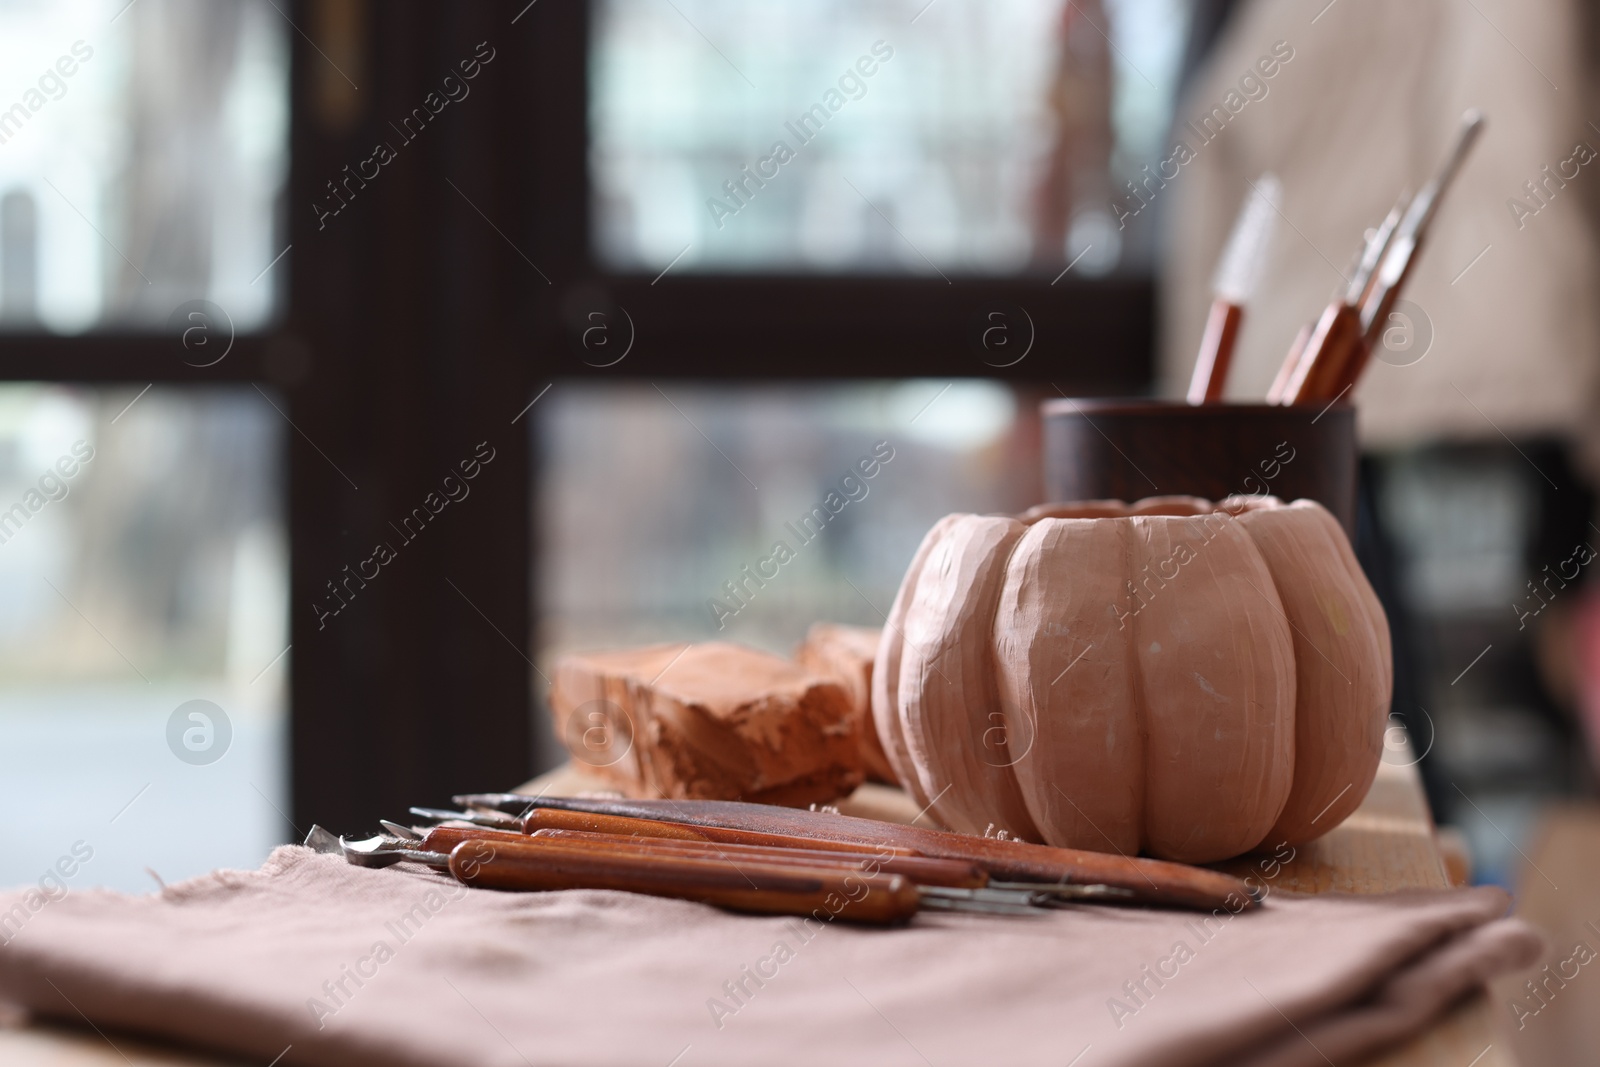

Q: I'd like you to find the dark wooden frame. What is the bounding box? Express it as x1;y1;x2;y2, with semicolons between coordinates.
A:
0;0;1154;835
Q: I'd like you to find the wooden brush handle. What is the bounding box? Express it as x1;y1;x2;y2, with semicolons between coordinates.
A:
1332;331;1377;401
520;807;916;857
1266;322;1312;403
446;837;920;924
528;827;988;888
1283;302;1364;405
1187;300;1243;405
1343;257;1419;398
463;795;1257;911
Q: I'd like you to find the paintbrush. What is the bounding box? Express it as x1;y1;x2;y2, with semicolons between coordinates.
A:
1340;109;1485;394
1352;192;1410;310
1279;110;1484;405
1187;174;1281;405
1273;191;1409;405
1265;321;1313;404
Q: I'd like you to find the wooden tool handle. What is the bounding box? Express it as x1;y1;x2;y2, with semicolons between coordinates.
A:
521;807;916;856
1266;322;1312;404
470;795;1258;911
1333;325;1378;401
1283;302;1364;406
446;838;920;924
422;824;529;853
528;827;988;888
1187;300;1243;405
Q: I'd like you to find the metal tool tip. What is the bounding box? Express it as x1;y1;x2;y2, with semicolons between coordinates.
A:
303;825;342;854
409;807;464;823
379;819;422;841
339;834;410;868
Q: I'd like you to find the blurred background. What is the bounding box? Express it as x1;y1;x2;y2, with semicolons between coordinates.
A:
0;0;292;893
2;1;1599;1059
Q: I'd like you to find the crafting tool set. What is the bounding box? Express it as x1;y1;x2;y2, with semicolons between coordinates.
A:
305;791;1260;925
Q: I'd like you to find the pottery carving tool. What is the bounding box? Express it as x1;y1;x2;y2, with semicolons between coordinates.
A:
410;804;920;856
406;818;988;887
448;793;1262;911
409;812;1133;903
305;826;1055;921
1187;174;1281;405
520;829;1130;902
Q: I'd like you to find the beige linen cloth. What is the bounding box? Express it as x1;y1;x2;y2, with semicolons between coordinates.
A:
1159;0;1600;467
0;846;1538;1067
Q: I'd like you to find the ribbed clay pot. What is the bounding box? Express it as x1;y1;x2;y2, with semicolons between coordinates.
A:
871;495;1392;864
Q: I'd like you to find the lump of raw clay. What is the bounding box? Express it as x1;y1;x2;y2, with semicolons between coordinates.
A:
795;623;898;784
550;641;866;806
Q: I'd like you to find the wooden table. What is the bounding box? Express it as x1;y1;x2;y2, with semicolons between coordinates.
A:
1213;757;1514;1067
0;755;1515;1066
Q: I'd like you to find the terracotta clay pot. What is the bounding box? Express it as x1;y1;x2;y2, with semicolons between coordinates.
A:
871;495;1392;864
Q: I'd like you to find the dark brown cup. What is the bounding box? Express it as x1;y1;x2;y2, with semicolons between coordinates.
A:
1040;400;1358;537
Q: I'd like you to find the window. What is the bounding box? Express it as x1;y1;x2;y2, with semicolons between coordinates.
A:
0;0;290;888
590;0;1188;275
0;2;1165;834
0;0;288;333
538;379;1034;654
0;385;286;891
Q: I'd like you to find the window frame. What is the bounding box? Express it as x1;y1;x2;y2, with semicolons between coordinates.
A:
525;0;1155;384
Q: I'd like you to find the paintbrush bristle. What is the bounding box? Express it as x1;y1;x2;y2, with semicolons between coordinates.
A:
1213;173;1281;304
